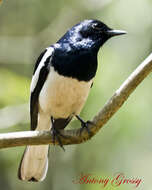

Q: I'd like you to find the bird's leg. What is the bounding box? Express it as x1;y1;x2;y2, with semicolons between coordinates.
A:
75;115;92;136
51;116;65;151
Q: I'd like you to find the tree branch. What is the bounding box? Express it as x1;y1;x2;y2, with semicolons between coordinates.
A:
0;53;152;149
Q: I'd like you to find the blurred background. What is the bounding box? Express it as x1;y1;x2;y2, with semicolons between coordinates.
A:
0;0;152;190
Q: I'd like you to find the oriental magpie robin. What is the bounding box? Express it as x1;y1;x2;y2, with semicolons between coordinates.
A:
18;19;126;181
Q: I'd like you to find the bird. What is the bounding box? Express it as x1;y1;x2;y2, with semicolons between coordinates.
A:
18;19;126;182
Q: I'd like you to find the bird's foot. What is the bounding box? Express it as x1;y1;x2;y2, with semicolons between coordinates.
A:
51;127;65;151
76;115;92;136
51;117;65;151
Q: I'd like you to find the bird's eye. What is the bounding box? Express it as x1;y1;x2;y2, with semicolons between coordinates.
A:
92;23;101;30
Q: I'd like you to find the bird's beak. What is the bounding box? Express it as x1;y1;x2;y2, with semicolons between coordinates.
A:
106;29;127;37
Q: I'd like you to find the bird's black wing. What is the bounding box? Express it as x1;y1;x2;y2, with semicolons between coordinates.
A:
30;47;54;130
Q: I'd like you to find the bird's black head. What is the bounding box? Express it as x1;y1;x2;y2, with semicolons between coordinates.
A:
54;19;126;81
58;19;126;51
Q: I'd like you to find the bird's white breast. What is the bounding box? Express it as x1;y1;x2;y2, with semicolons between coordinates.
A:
39;67;92;119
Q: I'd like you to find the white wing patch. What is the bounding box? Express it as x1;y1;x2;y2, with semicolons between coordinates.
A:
30;47;54;93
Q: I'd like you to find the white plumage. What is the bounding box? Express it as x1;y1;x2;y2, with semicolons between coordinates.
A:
30;47;54;93
39;67;93;118
19;49;92;181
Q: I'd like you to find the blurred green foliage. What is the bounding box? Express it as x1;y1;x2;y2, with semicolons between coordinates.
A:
0;0;152;190
0;69;30;106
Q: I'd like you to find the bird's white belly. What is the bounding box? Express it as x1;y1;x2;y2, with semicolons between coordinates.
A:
39;67;92;119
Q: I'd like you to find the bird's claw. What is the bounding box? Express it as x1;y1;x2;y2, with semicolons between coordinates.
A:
80;120;92;136
76;115;93;136
51;127;65;151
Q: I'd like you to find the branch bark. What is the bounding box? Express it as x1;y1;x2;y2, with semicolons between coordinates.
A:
0;53;152;149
